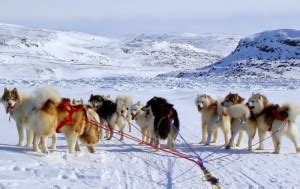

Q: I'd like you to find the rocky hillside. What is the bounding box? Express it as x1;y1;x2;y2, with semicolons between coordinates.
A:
169;29;300;79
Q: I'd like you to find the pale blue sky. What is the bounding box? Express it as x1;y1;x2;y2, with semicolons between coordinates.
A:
1;0;300;35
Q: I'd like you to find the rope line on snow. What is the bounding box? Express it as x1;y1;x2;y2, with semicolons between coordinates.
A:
204;119;287;164
88;119;221;188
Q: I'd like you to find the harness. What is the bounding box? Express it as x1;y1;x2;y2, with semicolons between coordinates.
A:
56;99;84;133
268;109;288;131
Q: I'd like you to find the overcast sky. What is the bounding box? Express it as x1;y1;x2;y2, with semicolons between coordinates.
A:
1;0;300;35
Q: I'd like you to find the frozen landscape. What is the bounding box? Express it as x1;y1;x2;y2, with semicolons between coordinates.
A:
0;23;300;188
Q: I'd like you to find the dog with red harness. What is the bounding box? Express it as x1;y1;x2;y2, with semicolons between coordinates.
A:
56;98;101;153
247;93;300;154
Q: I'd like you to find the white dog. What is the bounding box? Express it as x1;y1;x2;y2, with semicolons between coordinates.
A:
130;101;154;144
109;96;132;140
195;94;231;146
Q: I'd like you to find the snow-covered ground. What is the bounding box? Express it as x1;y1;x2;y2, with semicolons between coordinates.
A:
0;24;300;188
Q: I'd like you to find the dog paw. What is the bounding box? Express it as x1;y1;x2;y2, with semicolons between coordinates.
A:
33;148;41;153
204;142;210;146
255;147;264;150
49;145;56;151
225;145;231;150
25;143;33;148
273;151;280;154
17;142;26;147
248;148;254;152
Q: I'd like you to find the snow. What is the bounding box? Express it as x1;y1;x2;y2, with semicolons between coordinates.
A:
0;23;300;188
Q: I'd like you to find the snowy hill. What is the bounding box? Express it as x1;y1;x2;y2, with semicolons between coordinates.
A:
170;29;300;80
0;23;241;83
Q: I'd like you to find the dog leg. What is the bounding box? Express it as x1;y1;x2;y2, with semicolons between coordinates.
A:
33;135;41;153
107;123;115;140
16;122;26;146
75;140;81;152
65;133;79;154
40;136;49;154
145;128;151;144
49;133;57;151
200;123;207;143
140;127;146;144
212;129;219;143
226;120;242;149
286;125;300;153
236;130;243;147
205;125;216;146
272;133;282;154
25;129;34;148
256;129;266;150
220;126;230;146
87;144;96;153
247;129;256;152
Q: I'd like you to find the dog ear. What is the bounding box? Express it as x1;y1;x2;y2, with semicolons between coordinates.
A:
239;96;245;103
90;94;94;98
4;87;8;93
72;99;75;104
106;95;110;99
12;88;18;93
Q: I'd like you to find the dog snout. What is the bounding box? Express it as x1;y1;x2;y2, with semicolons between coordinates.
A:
246;102;249;107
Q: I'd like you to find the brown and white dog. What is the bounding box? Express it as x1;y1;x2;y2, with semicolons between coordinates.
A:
72;98;102;153
57;98;101;153
221;93;255;150
195;94;231;145
247;93;300;153
1;87;60;154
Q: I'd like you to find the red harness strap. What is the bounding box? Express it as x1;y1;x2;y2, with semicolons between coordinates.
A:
268;111;288;132
167;108;173;119
56;99;84;133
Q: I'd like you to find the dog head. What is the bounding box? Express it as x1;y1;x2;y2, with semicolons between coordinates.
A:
116;96;132;117
130;101;143;120
144;96;168;112
246;93;269;114
221;93;245;107
72;98;84;105
88;94;106;109
195;94;214;112
1;88;21;114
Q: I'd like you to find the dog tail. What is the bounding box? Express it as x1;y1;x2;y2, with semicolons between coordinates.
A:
157;117;171;140
32;87;61;110
282;103;300;122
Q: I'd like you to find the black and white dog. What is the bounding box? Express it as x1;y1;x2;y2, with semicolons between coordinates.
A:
143;96;180;150
88;95;116;139
88;94;132;140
